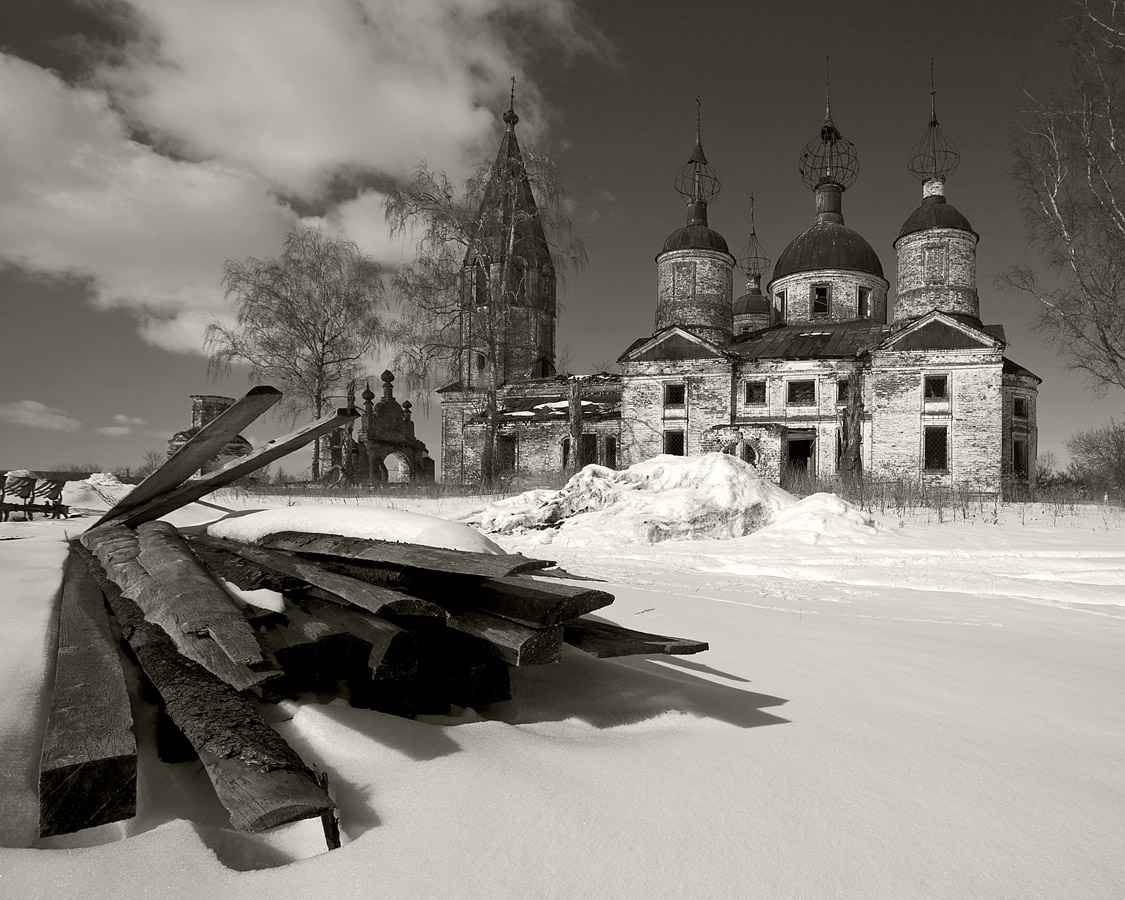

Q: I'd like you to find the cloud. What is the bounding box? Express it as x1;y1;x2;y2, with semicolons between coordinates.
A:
0;400;81;431
97;426;132;437
0;2;611;353
113;414;147;426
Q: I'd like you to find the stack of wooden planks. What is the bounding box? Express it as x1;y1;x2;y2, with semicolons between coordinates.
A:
37;386;709;848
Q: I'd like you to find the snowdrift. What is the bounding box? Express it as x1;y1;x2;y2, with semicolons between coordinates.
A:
208;506;504;554
463;453;799;545
61;473;134;510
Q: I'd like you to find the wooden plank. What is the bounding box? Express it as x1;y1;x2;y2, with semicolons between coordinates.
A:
417;573;614;628
255;606;353;694
97;408;359;529
39;552;137;837
82;525;278;693
92;386;282;528
299;596;418;679
446;610;562;666
562;617;709;659
259;531;553;578
191;536;444;619
73;542;336;835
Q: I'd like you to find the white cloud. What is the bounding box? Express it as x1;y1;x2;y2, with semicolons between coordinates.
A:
97;426;132;437
0;400;81;431
113;414;147;426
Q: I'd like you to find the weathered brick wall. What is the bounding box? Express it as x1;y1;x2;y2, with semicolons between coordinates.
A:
440;395;477;484
893;228;979;322
766;269;889;324
733;310;771;335
619;358;733;465
868;348;1003;491
1001;373;1040;489
655;249;734;345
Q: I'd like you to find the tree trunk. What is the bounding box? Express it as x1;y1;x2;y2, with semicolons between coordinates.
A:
841;368;864;490
311;396;324;480
568;376;583;474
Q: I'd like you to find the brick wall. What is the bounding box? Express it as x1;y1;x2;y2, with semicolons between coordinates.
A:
893;228;979;322
1001;373;1040;490
655;249;734;345
766;269;889;324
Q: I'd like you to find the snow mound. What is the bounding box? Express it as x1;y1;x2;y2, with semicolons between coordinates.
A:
86;472;124;486
207;506;505;554
464;453;797;545
61;473;135;510
752;492;883;544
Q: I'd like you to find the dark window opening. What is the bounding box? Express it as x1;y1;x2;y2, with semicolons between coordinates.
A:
1013;439;1029;478
787;380;816;406
561;438;570;471
812;284;830;317
739;442;757;466
1014;397;1029;419
664;383;685;406
579;433;598;467
745;381;766;405
924;425;949;472
924;375;948;400
476;353;486;372
604;436;617;470
496;434;516;475
837;379;849;404
858;286;870;319
664;431;685;456
775;290;787;323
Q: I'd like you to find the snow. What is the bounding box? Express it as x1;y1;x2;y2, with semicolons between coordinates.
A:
463;453;799;545
2;491;1124;900
207;506;504;554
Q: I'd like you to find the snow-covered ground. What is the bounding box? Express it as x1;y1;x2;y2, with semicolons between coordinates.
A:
1;468;1123;899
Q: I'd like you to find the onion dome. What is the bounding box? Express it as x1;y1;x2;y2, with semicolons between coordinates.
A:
774;223;883;280
898;64;976;242
660;100;730;255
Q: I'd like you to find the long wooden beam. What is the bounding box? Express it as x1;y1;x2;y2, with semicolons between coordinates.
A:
39;551;137;837
93;387;282;528
73;543;336;835
561;617;709;659
97;408;359;529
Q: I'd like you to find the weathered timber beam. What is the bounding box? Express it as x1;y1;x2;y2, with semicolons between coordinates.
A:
254;606;354;694
92;386;282;527
191;536;443;619
446;610;562;666
298;596;418;679
561;617;709;659
73;543;335;834
82;525;278;693
96;408;359;529
447;642;511;710
39;551;137;837
258;531;554;578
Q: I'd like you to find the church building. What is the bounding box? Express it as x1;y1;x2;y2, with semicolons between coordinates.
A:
439;90;1040;494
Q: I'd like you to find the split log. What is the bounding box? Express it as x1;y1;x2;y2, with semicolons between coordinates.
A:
418;574;613;628
82;524;277;693
73;542;335;834
191;536;443;619
446;610;562;666
92;386;281;528
298;596;418;680
254;606;353;694
97;408;359;529
39;552;137;837
562;617;709;659
259;531;553;578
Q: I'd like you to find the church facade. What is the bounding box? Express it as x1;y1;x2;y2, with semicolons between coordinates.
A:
439;96;1040;494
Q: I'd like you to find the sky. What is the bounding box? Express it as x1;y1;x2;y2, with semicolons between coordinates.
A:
0;0;1118;474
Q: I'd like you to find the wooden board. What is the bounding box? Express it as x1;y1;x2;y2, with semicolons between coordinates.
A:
73;542;335;835
299;596;418;679
82;525;278;693
92;386;281;528
39;551;137;837
419;574;614;628
259;531;554;578
446;610;562;666
97;408;359;529
561;617;709;659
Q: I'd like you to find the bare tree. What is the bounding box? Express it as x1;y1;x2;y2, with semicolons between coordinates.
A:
136;449;165;478
1004;0;1125;395
384;137;585;487
207;224;385;478
1067;419;1125;498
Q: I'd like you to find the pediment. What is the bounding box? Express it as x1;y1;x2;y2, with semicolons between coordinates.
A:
622;328;725;362
882;315;998;352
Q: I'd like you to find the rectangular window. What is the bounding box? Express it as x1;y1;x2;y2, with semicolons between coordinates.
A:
857;286;870;319
837;379;849;404
664;383;685;406
579;433;598;467
1013;439;1028;478
924;425;949;472
1013;397;1028;419
604;435;617;470
774;290;787;323
664;431;685;456
672;262;696;297
787;380;816;407
924;375;948;400
924;245;947;283
812;284;830;317
745;380;766;405
496;434;517;475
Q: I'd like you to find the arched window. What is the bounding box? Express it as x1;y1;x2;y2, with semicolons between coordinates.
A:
561;437;570;471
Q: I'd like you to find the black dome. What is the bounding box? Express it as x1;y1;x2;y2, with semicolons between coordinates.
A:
733;293;770;315
660;224;730;255
773;222;883;281
896;194;976;242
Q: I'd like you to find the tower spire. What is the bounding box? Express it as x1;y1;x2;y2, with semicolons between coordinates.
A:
738;194;771;293
503;75;519;129
907;59;960;195
674;99;720;224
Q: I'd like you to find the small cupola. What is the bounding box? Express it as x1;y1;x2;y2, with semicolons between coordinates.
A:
733;196;772;335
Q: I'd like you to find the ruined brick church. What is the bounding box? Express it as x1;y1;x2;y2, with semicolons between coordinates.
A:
439;92;1041;493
